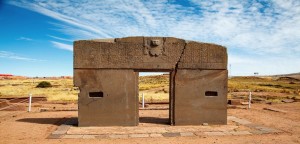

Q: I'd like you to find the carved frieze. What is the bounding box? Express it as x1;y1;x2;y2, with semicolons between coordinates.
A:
143;39;164;57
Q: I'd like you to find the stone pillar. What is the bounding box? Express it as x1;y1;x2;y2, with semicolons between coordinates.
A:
74;69;139;126
174;69;227;125
74;36;228;126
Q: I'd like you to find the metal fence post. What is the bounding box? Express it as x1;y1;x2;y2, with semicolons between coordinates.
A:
248;91;252;109
28;94;32;112
142;93;145;109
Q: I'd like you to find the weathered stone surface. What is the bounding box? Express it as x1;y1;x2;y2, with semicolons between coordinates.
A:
194;132;205;136
52;125;70;135
74;36;227;70
180;132;195;137
47;134;63;139
115;36;144;43
229;131;252;135
162;132;181;137
67;126;168;135
91;38;115;43
178;41;227;69
74;37;185;70
129;134;149;138
230;117;252;125
74;69;139;126
174;70;228;125
62;135;83;139
74;36;228;126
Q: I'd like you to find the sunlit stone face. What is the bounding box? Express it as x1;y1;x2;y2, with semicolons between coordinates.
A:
151;39;160;46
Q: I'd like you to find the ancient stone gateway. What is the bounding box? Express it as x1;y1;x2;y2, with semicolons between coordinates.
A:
74;37;228;126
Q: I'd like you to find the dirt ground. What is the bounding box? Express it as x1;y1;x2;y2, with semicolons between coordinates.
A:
0;103;299;144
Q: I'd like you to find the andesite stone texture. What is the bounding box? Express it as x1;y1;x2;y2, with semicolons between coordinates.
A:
74;69;139;126
174;69;228;125
74;36;228;126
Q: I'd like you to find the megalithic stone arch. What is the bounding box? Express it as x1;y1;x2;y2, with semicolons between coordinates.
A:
74;37;228;126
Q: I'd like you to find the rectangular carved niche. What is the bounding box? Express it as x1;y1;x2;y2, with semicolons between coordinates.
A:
205;91;218;96
89;91;104;98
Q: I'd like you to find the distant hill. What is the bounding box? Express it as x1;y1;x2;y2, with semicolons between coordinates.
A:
271;72;300;81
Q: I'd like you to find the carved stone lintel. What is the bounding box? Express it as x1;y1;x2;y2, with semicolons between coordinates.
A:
144;39;164;57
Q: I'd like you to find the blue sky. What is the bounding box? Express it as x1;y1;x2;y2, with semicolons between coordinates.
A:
0;0;300;77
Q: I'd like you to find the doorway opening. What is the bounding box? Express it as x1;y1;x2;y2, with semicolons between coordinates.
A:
138;72;171;126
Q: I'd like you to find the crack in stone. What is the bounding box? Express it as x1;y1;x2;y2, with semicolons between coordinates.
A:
162;37;166;54
170;41;187;125
174;41;188;75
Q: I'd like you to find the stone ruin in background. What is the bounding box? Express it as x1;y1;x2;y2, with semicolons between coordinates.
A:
74;36;228;126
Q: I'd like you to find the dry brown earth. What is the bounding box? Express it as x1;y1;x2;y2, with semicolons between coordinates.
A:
0;102;299;144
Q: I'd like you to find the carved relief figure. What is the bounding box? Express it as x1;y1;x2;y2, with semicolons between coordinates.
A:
144;39;164;56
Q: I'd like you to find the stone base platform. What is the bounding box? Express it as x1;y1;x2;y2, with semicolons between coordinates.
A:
48;116;282;139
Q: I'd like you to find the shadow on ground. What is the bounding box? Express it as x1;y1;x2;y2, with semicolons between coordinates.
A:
139;116;169;125
18;117;170;126
16;117;78;126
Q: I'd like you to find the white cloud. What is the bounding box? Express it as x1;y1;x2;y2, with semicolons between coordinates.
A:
50;41;73;51
0;51;44;62
17;37;32;41
189;0;300;54
8;1;300;53
6;0;300;75
47;35;73;42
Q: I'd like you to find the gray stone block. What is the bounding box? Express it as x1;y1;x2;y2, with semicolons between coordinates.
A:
162;132;181;137
52;125;70;134
180;132;195;137
174;70;228;125
229;131;252;135
129;134;149;138
62;135;84;139
231;118;252;125
74;37;228;126
75;70;139;126
47;134;63;139
109;134;129;139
